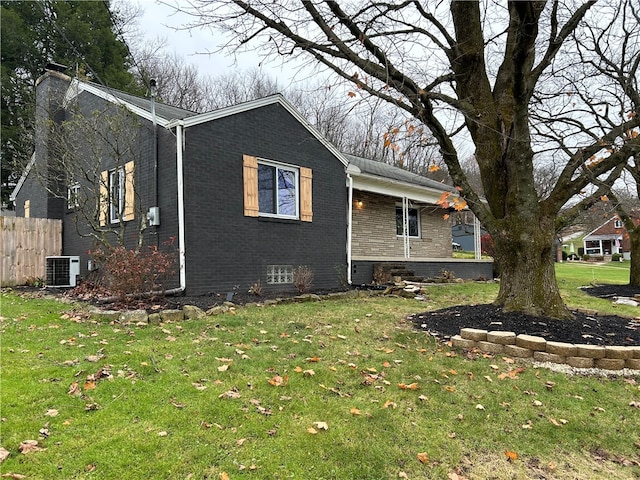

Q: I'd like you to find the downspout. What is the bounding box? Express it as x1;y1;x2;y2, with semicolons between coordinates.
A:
176;122;187;292
346;173;353;285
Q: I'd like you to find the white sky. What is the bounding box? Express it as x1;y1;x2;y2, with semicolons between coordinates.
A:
129;0;302;82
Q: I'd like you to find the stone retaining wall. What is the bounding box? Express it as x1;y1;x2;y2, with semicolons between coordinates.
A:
452;328;640;371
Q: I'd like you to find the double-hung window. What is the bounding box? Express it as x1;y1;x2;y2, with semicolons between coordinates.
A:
258;161;298;218
67;183;80;209
396;206;420;237
109;167;125;223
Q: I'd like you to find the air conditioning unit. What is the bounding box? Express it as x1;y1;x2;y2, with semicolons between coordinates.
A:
46;256;80;287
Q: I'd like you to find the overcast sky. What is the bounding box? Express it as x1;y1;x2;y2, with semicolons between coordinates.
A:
130;0;301;82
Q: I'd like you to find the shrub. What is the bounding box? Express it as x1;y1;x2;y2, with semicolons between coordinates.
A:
582;254;591;261
248;279;263;296
612;253;622;262
24;276;45;288
293;265;314;293
90;241;177;303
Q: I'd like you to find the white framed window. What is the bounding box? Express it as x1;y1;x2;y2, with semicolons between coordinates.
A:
396;206;420;237
267;265;293;284
109;167;125;223
258;160;299;219
614;219;623;229
67;183;80;209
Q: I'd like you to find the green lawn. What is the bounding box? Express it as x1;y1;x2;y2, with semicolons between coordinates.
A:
1;263;639;479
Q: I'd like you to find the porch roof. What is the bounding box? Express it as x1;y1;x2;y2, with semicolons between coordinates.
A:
345;154;455;204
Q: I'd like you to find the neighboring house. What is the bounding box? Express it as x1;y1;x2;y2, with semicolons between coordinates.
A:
583;214;640;259
11;66;492;294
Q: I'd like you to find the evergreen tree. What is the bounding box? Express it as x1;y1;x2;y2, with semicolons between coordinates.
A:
1;0;139;205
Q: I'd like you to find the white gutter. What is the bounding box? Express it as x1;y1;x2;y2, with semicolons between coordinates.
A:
402;196;410;258
176;122;187;291
347;173;354;285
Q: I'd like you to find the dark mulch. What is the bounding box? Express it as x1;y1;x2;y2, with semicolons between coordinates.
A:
409;284;640;346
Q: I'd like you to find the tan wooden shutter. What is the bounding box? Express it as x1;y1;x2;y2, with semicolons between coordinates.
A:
300;167;313;222
24;200;30;218
124;161;135;221
99;170;108;226
243;155;259;217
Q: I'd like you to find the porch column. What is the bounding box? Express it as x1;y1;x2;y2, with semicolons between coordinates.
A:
474;215;481;260
402;196;410;258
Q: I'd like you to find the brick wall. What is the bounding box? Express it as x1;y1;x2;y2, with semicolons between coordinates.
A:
351;190;451;259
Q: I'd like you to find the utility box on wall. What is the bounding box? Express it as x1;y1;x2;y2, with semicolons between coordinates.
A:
46;256;80;287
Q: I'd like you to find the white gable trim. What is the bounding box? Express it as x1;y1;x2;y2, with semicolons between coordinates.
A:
64;79;171;128
167;94;349;168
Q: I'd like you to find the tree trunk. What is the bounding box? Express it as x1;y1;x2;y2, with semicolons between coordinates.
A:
491;217;573;320
628;228;640;287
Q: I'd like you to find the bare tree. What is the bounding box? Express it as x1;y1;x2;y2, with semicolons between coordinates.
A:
39;102;148;249
174;0;640;319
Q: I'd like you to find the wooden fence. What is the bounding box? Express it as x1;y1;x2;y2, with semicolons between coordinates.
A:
1;216;62;287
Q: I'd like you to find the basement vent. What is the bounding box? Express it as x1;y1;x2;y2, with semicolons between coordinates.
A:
46;256;80;287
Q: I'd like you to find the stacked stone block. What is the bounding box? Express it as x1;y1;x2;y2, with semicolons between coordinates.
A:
452;328;640;371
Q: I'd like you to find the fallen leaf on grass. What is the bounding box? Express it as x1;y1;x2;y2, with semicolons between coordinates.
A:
218;390;241;399
498;367;525;380
313;421;328;430
417;452;429;464
267;375;288;387
192;383;207;391
19;440;45;454
236;438;247;446
307;427;318;434
629;401;640;409
303;369;315;377
0;447;9;463
219;472;230;480
157;431;168;437
350;407;361;416
44;409;59;417
68;382;81;396
505;450;518;462
1;474;27;479
398;382;419;390
306;356;321;362
217;364;230;372
475;404;484;410
382;400;397;409
83;380;96;391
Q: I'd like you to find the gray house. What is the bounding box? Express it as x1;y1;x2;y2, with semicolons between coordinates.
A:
11;67;491;294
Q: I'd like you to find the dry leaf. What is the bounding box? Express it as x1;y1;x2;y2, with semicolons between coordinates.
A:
398;472;409;479
44;409;59;417
444;386;456;392
217;364;230;372
417;452;429;464
219;390;241;399
68;382;81;396
236;438;247;446
307;427;318;434
475;404;485;410
83;380;96;391
313;421;328;430
0;447;9;463
505;450;518;462
383;400;397;409
350;407;361;416
398;382;419;390
219;472;230;480
306;356;321;363
1;474;27;479
19;440;44;454
157;431;168;437
268;375;287;387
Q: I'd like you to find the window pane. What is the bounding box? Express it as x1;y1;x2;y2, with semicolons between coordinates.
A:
396;207;419;237
278;169;296;216
258;164;276;214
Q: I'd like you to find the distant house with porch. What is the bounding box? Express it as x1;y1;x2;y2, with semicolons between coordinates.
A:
583;214;640;259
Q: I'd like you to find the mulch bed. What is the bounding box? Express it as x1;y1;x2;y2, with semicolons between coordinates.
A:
409;284;640;347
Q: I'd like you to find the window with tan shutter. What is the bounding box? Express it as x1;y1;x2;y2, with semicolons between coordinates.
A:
243;155;312;222
100;162;135;225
